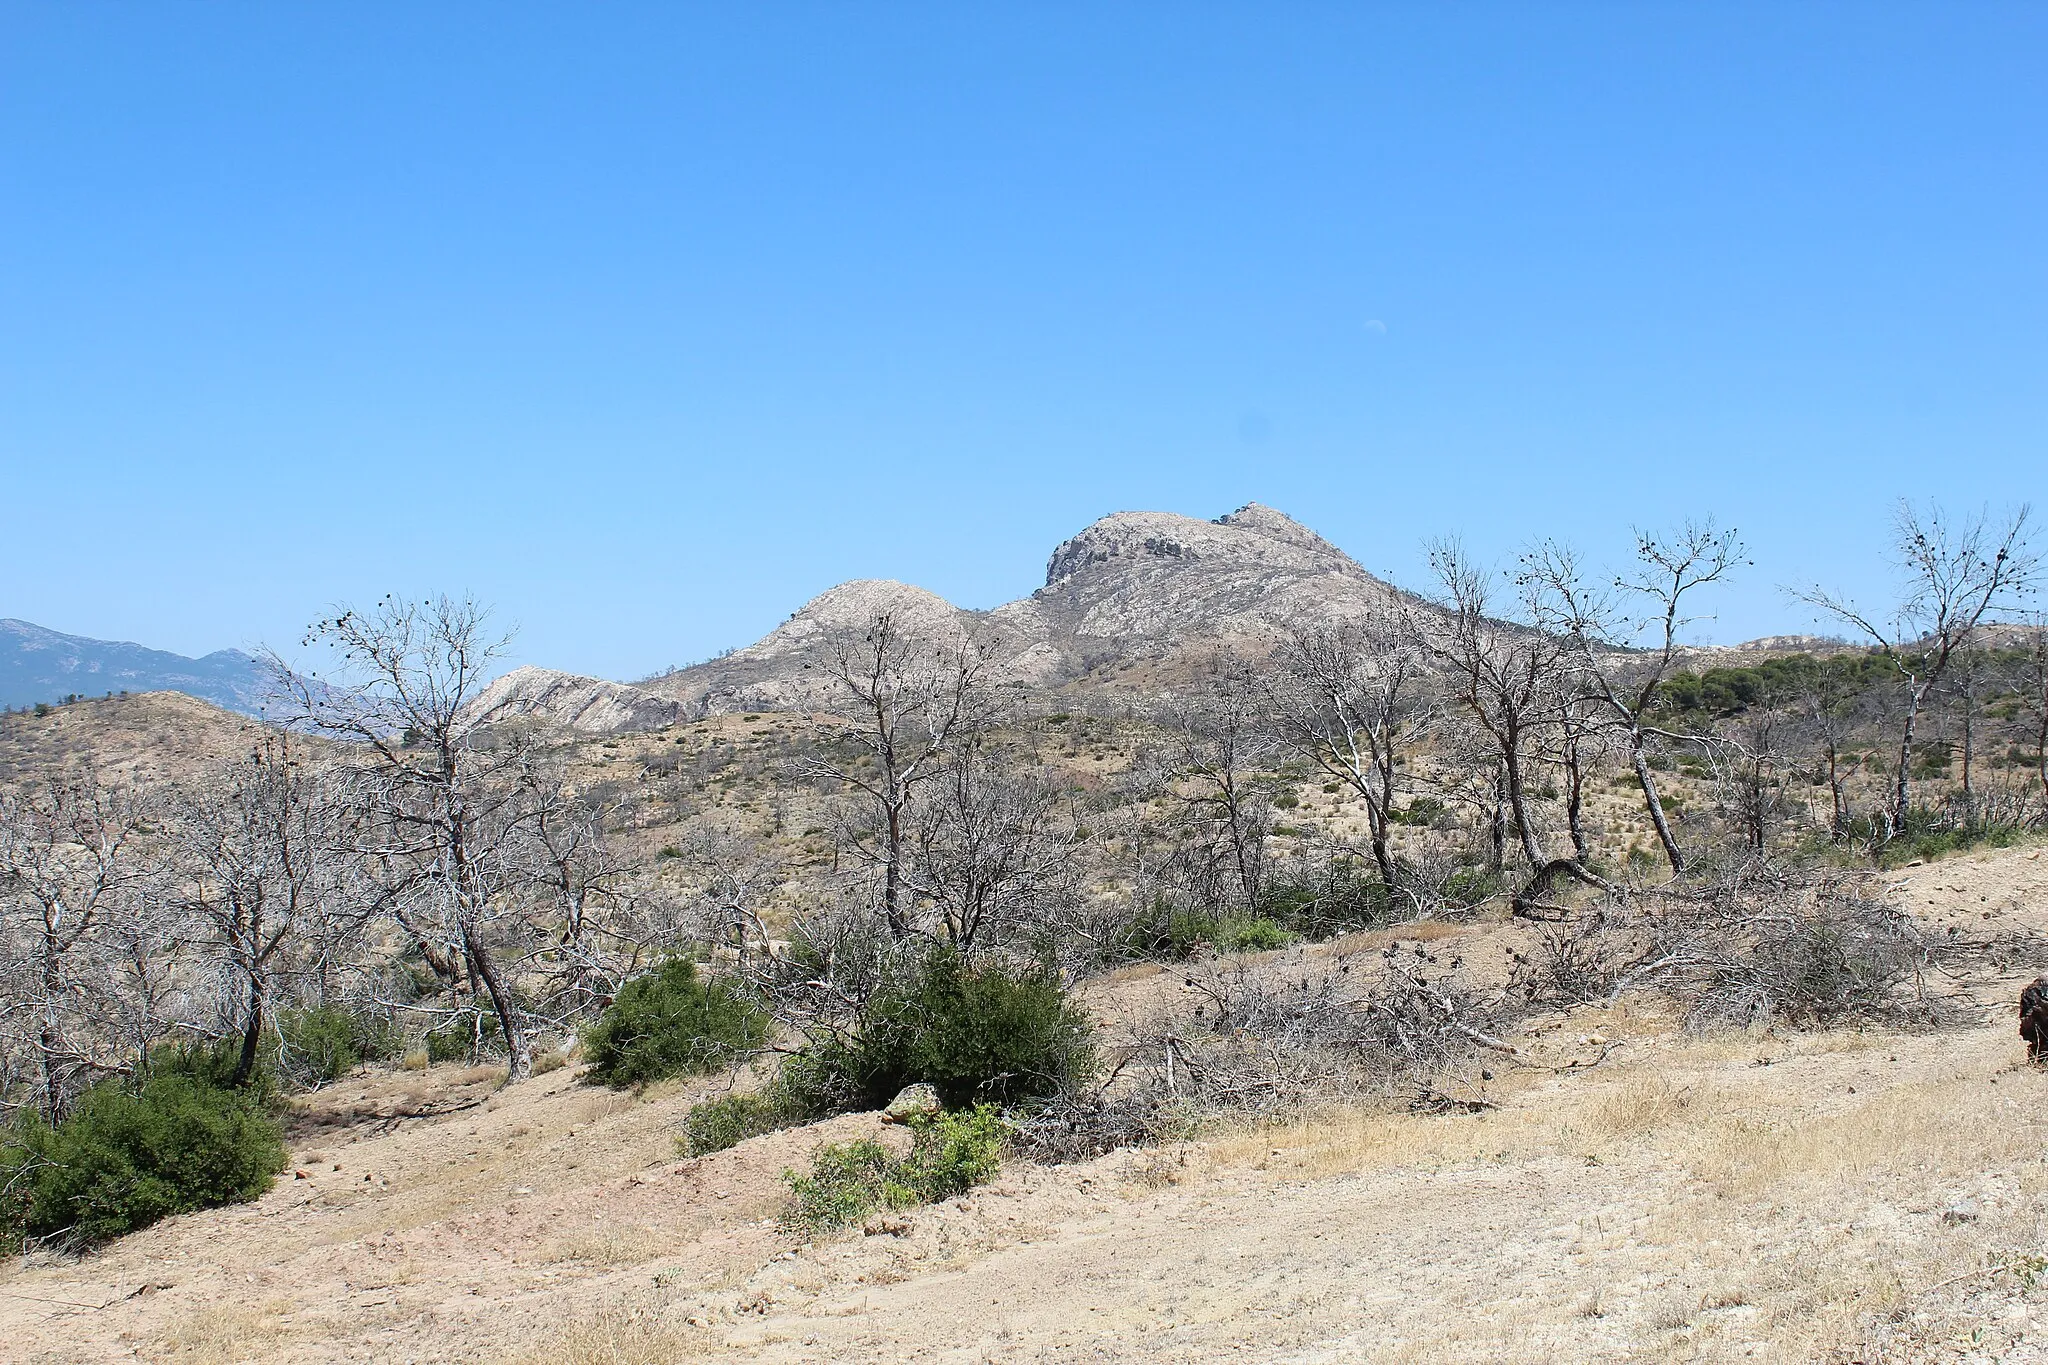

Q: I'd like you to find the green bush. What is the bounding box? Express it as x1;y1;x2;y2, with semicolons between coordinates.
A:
1876;810;2027;869
795;950;1093;1112
150;1035;263;1093
898;1101;1007;1199
583;959;770;1089
681;1089;793;1156
1208;916;1293;953
0;1072;286;1251
780;1106;1006;1235
277;1006;403;1085
1440;866;1506;909
1387;796;1446;827
426;1010;504;1065
782;1136;895;1233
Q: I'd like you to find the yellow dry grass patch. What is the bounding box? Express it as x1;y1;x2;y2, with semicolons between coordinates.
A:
499;1300;712;1364
1202;1024;2048;1361
545;1224;670;1268
153;1299;295;1363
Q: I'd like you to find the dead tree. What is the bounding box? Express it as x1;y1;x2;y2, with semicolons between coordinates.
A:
1523;521;1743;875
1269;608;1431;890
1792;655;1869;841
0;770;157;1121
906;741;1083;956
519;773;659;1020
1794;502;2038;838
1160;663;1279;912
1704;698;1790;854
172;730;350;1087
796;610;995;939
1419;543;1608;916
2016;615;2048;813
273;594;542;1082
1942;643;1992;816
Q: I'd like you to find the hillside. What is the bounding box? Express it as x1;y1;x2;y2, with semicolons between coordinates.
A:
0;619;273;715
0;690;274;783
465;666;684;734
646;503;1414;719
7;843;2046;1364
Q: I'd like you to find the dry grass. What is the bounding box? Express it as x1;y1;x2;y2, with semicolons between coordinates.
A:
500;1300;710;1364
545;1225;669;1268
1198;1021;2048;1362
20;844;2048;1365
152;1300;294;1363
1585;1074;1708;1140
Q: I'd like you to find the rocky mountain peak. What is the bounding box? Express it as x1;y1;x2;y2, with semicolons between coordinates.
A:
630;503;1410;722
464;665;681;735
1213;502;1354;561
1042;505;1360;589
746;580;969;660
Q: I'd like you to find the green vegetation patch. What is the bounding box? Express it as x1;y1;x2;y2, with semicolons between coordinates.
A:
0;1064;286;1252
780;1105;1007;1235
583;958;770;1089
790;949;1094;1112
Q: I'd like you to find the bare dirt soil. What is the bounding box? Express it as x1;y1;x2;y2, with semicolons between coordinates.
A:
8;844;2048;1365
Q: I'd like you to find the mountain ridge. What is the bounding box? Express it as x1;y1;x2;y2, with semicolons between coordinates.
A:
641;502;1412;720
0;618;275;715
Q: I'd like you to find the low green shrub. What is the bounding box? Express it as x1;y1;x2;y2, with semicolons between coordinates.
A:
426;1010;504;1065
794;950;1093;1112
1387;796;1446;827
150;1035;264;1094
1207;916;1293;953
1255;865;1395;941
277;1006;403;1085
780;1105;1006;1234
781;1136;895;1233
0;1071;286;1251
681;1089;794;1156
583;959;770;1089
1439;866;1506;909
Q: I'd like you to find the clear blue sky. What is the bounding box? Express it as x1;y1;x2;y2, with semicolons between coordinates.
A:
3;4;2043;679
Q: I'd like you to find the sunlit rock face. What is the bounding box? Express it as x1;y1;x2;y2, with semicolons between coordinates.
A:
547;505;1417;724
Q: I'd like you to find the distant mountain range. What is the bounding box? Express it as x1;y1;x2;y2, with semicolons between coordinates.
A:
10;503;1880;737
0;619;274;714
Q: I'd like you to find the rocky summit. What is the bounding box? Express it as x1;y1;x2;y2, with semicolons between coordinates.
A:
646;503;1410;719
465;664;683;735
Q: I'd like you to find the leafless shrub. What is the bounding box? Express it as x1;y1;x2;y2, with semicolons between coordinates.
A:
1508;904;1634;1008
1510;858;1955;1030
1673;877;1944;1030
1073;953;1513;1138
1006;1090;1168;1163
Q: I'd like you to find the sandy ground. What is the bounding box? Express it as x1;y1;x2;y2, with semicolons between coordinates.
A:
8;843;2048;1365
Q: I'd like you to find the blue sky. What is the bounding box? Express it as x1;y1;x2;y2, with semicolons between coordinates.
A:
2;4;2042;678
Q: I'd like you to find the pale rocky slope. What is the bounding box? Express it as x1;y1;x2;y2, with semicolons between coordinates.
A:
650;503;1415;718
464;665;683;736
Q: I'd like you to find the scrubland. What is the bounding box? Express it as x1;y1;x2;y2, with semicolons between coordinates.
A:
5;844;2046;1365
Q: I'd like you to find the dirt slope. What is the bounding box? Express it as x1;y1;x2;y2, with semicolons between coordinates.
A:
7;844;2048;1365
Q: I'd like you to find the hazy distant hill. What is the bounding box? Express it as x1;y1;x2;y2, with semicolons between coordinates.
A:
0;618;274;714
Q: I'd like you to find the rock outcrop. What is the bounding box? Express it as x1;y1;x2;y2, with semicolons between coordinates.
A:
646;503;1415;717
464;666;682;735
1017;502;1401;647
